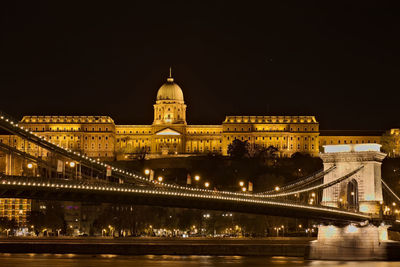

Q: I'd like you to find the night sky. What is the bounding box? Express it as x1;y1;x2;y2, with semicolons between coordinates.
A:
1;2;399;130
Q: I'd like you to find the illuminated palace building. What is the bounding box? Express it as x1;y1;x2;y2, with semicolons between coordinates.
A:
2;72;400;160
0;72;400;224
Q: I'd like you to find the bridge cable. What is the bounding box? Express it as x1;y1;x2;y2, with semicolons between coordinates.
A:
256;165;364;198
256;165;337;195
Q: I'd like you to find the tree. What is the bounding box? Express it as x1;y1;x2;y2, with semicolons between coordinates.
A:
27;202;66;235
265;145;279;158
381;132;397;157
227;139;249;159
136;146;150;161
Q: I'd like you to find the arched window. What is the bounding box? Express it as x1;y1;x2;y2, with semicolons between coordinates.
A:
347;179;358;211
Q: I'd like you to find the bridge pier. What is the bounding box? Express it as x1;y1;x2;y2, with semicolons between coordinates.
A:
306;223;400;260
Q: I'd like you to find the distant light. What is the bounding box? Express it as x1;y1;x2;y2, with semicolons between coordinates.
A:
157;176;163;182
242;187;246;192
275;186;280;191
69;162;76;168
239;181;244;187
204;182;210;188
144;169;150;175
27;163;33;169
194;175;200;181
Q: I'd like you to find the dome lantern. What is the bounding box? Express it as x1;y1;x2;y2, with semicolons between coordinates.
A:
156;68;184;102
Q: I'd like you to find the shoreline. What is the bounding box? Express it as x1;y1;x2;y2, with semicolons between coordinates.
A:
0;237;314;257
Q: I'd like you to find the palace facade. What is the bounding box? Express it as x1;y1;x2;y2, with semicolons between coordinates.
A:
14;73;322;160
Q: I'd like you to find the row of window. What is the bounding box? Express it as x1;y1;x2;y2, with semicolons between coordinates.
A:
225;127;316;132
226;136;316;141
26;127;112;132
324;140;378;145
117;130;151;134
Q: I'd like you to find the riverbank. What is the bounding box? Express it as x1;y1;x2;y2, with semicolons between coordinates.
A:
0;237;314;256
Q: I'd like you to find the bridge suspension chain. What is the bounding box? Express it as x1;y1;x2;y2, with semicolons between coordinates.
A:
382;179;400;203
256;165;364;198
255;165;337;195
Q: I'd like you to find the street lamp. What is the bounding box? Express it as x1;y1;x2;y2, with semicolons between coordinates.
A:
158;176;163;182
194;175;200;181
27;163;33;169
239;181;244;187
275;186;280;191
242;187;246;192
144;169;150;175
204;182;210;188
69;161;76;168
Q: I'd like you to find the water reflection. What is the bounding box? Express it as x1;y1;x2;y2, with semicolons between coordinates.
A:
0;254;398;267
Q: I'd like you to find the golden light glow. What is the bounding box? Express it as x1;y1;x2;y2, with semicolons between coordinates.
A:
239;181;244;187
27;163;33;169
204;182;210;188
242;187;246;192
69;161;76;168
194;175;200;181
157;176;163;182
275;186;280;191
144;169;150;175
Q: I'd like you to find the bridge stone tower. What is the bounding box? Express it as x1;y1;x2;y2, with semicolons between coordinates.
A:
306;144;400;261
321;144;386;214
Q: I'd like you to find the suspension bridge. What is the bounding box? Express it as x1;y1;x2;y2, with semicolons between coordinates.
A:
0;110;400;260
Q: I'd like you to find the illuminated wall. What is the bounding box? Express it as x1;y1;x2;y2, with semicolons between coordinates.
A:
18;116;116;159
0;198;31;224
222;116;320;156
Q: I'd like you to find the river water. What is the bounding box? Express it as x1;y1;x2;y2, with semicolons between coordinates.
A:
0;254;398;267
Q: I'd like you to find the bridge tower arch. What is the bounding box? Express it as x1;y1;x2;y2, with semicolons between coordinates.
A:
321;144;386;214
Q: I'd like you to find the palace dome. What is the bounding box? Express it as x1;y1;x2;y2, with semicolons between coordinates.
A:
156;76;184;102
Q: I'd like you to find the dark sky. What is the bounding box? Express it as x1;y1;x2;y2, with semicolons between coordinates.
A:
1;2;399;130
